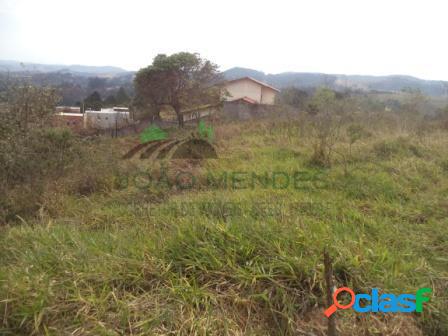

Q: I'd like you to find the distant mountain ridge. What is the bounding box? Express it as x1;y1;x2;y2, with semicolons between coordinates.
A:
0;60;128;76
2;60;448;96
223;67;448;96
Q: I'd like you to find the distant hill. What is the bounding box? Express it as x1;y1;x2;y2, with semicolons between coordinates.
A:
223;67;448;96
0;60;128;76
3;60;448;96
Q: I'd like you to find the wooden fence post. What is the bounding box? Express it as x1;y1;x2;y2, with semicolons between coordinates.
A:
324;249;337;336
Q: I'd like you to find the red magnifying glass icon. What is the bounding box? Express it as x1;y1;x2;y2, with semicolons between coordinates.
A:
324;287;355;317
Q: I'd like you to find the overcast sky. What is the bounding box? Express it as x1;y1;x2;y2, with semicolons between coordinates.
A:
1;0;447;80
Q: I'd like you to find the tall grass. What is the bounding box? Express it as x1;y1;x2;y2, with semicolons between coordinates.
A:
1;114;447;335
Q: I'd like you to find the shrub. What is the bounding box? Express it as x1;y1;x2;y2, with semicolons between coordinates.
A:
0;128;83;222
307;88;345;167
0;84;121;223
440;160;448;173
347;123;371;146
373;137;424;160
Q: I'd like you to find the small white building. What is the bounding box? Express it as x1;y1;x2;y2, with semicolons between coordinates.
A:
56;106;81;113
224;77;280;105
84;107;131;130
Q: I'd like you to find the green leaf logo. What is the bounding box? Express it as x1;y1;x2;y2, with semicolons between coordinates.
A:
198;120;214;142
140;125;167;144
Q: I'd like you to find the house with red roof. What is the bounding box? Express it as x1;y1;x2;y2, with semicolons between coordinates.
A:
224;77;280;105
178;77;280;123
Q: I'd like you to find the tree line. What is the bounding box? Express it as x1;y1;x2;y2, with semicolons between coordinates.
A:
83;87;130;111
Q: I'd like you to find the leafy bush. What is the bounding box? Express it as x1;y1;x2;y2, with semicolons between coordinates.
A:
347;123;371;146
0;128;83;222
0;84;119;222
440;160;448;173
373;137;424;160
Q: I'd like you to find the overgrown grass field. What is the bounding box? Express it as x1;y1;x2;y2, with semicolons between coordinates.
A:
1;116;447;335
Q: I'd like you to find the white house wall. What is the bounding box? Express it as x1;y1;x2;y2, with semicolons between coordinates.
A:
225;79;263;103
261;87;276;104
224;78;278;105
84;111;131;130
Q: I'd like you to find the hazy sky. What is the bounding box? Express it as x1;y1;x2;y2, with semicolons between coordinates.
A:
1;0;447;80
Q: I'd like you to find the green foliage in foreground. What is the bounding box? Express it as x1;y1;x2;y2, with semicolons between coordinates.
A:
1;118;448;335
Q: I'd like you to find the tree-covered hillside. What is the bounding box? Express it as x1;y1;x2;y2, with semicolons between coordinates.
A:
223;67;448;96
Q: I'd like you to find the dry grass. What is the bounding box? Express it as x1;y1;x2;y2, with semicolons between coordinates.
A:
1;113;448;335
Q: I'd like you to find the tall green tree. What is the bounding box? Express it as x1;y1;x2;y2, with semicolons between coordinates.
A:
115;87;130;106
84;91;102;111
104;94;117;107
133;52;222;127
